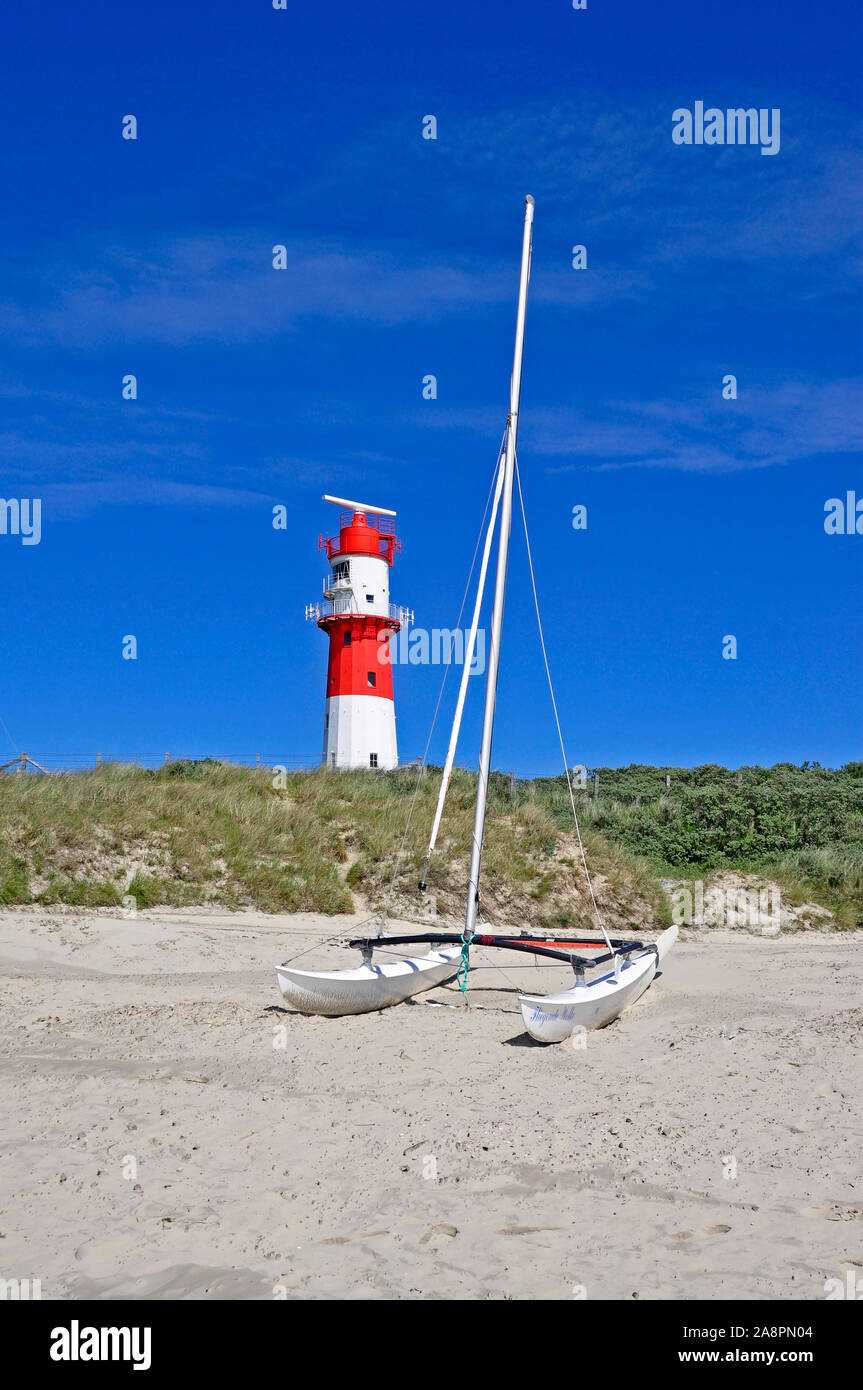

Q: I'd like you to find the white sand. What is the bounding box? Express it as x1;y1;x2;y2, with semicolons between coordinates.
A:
0;907;859;1300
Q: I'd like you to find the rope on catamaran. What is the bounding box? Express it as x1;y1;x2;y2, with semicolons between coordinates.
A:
514;454;616;958
456;930;472;993
382;435;508;916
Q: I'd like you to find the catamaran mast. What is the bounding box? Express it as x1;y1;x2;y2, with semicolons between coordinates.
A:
419;450;505;891
464;194;534;939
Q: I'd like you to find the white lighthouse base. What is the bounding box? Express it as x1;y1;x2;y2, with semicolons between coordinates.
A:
323;695;398;771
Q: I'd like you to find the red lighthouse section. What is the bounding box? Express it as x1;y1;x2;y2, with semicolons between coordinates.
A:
322;613;396;701
323;510;399;567
307;504;412;771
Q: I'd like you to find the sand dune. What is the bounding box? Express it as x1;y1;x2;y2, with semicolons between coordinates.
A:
0;907;860;1300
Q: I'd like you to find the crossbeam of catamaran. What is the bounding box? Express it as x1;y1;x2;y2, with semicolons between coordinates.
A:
348;932;646;969
275;195;677;1042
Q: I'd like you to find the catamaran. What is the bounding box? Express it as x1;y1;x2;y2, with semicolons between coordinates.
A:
276;196;676;1042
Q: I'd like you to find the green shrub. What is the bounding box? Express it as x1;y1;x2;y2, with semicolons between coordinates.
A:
0;760;858;923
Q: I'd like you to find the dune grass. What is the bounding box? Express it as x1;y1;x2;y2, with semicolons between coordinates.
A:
0;759;657;928
0;759;859;927
0;760;351;914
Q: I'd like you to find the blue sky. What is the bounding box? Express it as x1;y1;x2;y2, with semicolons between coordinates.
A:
1;0;860;775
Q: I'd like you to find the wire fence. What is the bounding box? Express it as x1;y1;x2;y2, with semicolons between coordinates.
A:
0;752;324;774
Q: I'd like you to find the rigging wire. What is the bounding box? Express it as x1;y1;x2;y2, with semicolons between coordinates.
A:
0;710;18;753
514;453;615;958
280;913;381;968
420;445;505;888
382;429;509;915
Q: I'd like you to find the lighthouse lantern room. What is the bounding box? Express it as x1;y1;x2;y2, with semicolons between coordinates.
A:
305;494;412;771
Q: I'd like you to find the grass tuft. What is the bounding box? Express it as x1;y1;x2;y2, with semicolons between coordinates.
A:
0;759;858;927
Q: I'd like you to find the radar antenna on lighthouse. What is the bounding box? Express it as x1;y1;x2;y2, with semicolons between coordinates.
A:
305;495;413;770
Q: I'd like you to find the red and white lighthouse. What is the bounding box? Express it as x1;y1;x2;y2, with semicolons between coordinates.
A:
306;494;412;771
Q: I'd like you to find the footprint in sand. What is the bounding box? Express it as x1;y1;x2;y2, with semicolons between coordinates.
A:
320;1229;389;1245
419;1223;458;1247
498;1225;563;1236
671;1224;731;1241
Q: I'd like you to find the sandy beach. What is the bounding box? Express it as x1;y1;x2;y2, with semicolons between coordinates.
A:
0;906;860;1301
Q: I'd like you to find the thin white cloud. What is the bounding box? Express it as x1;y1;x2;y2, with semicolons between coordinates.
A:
36;478;275;520
407;378;863;473
0;235;514;348
2;91;859;350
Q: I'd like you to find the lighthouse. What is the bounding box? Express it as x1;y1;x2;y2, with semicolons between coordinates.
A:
305;494;413;771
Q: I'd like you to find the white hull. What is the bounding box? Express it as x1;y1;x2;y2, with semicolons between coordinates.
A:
276;946;461;1017
519;925;678;1043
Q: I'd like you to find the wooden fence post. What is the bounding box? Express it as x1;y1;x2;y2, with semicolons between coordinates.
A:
0;753;49;775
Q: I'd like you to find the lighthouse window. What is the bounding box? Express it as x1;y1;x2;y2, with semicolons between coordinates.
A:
367;671;376;687
366;593;374;602
344;631;352;646
369;753;378;768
